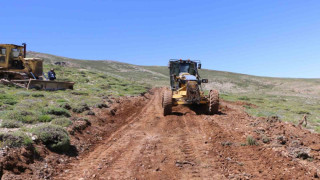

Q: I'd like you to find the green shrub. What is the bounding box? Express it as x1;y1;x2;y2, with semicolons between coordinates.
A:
20;116;36;123
295;110;310;115
0;132;32;148
51;118;72;127
72;103;90;113
100;84;111;89
44;107;71;117
99;75;108;79
32;124;70;152
221;141;232;146
315;126;320;133
90;87;101;92
96;103;109;108
1;119;22;128
38;115;53;122
57;99;68;103
0;104;14;110
31;93;45;97
0;94;13;99
16;92;31;97
246;136;257;146
262;136;270;143
6;111;37;124
59;103;72;110
2;99;18;105
71;91;89;96
238;96;250;101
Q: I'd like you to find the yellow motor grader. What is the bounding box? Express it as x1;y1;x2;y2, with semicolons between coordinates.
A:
162;59;219;116
0;43;74;90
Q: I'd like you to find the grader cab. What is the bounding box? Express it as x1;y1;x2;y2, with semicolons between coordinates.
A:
0;44;74;90
162;59;219;115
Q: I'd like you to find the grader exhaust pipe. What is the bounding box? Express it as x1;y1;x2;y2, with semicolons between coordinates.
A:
22;43;27;58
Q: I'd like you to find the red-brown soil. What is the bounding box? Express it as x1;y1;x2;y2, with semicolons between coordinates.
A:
1;88;320;179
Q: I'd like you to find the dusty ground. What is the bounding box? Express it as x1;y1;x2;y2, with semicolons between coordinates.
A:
2;88;320;179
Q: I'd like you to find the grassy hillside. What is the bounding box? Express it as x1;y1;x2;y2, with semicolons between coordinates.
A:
24;52;320;133
28;52;168;86
0;54;149;149
29;52;320;94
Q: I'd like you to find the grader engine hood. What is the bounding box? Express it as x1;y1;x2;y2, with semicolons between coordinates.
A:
24;58;43;61
181;74;197;81
178;73;198;86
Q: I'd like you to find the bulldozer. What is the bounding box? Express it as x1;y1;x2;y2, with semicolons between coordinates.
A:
0;43;74;90
162;59;219;116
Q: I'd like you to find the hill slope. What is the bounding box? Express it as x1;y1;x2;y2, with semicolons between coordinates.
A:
28;51;320;96
27;51;320;131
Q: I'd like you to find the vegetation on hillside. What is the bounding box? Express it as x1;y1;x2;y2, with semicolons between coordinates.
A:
0;62;149;148
222;93;320;132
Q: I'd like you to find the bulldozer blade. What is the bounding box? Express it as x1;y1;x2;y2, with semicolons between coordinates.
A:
26;79;74;90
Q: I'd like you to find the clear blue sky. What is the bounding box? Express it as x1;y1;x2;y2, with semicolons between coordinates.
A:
2;0;320;78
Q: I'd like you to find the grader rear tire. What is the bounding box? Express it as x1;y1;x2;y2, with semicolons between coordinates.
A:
208;89;219;115
163;90;172;116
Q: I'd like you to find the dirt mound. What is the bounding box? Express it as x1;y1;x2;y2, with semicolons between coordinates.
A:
2;88;320;179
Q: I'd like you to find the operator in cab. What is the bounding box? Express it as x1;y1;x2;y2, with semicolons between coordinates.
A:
48;68;56;81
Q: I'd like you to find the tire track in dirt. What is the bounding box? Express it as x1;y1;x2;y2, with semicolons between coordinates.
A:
179;111;226;179
178;115;207;179
99;92;163;179
57;91;160;180
177;132;202;179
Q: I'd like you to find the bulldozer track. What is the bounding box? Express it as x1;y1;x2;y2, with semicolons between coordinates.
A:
0;71;30;88
53;88;320;180
1;71;29;80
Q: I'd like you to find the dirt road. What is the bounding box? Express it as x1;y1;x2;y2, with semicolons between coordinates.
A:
54;88;320;179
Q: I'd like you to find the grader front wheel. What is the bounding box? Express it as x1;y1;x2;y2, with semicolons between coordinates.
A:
162;90;172;116
208;89;219;115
